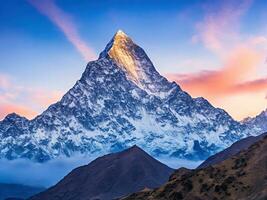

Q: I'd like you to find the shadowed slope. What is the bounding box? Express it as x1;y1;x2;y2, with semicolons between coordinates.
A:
30;145;174;200
198;132;267;168
123;135;267;200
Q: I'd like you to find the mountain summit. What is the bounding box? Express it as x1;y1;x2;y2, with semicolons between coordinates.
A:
99;30;173;95
0;30;254;162
100;30;140;81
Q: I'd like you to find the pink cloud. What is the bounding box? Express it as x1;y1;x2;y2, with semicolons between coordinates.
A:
0;103;37;120
193;0;252;54
167;44;264;97
181;0;263;97
232;78;267;93
0;73;63;120
250;36;267;46
29;89;63;108
28;0;96;61
0;74;11;89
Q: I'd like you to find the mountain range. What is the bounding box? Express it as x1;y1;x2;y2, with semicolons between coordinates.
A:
0;30;262;162
242;109;267;134
29;145;173;200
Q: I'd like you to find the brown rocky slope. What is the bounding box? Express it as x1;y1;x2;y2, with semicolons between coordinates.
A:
123;135;267;200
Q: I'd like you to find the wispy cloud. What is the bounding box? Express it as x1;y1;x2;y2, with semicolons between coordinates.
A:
0;74;11;89
192;0;252;54
0;104;37;120
167;44;265;98
28;0;96;61
0;0;94;119
0;73;63;120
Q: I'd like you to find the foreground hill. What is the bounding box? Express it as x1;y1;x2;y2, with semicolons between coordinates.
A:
29;146;173;200
198;132;267;168
0;183;44;200
124;135;267;200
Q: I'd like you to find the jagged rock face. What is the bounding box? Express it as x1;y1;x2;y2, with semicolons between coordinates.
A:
242;109;267;134
0;113;29;137
0;30;253;162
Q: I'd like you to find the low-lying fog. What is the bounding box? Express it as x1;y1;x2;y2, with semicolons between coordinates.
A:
0;156;203;188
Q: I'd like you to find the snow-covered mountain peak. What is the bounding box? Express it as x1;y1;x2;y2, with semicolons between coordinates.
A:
99;30;140;81
241;107;267;135
3;113;28;123
114;29;129;39
99;30;175;96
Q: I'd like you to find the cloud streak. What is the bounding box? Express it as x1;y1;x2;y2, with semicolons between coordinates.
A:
232;78;267;93
1;1;93;119
28;0;96;61
193;0;252;54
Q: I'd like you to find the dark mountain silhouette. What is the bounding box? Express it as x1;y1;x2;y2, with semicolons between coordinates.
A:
198;132;267;168
123;135;267;200
0;183;44;200
29;145;173;200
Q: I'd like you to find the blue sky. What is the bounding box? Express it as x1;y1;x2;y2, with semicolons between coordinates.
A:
0;0;267;120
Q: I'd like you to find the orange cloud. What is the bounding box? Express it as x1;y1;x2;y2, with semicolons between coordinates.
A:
0;73;63;120
167;69;267;121
167;73;267;98
166;42;267;121
0;103;37;120
232;78;267;93
30;90;63;108
28;0;96;61
217;93;267;121
167;45;264;98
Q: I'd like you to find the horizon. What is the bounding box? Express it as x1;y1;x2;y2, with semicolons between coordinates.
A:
1;0;267;121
